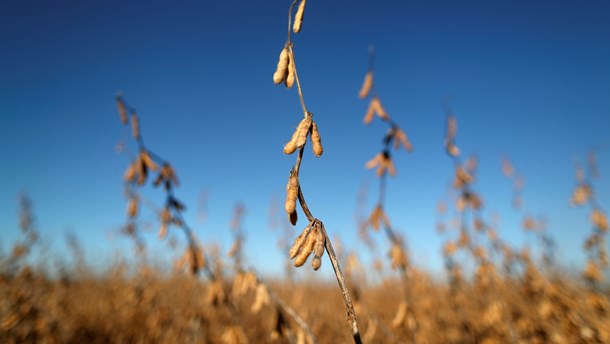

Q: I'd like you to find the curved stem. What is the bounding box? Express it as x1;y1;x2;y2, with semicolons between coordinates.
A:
287;0;299;43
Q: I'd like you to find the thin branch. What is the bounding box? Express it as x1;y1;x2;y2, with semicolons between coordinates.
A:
320;222;362;344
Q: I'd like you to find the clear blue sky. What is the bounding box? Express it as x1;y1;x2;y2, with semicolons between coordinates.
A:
1;0;609;278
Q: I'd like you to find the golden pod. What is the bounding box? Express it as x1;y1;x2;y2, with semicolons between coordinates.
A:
311;121;323;157
358;72;373;99
393;128;413;152
127;197;138;218
365;153;382;170
251;284;270;313
294;227;316;267
371;97;389;120
273;47;290;84
136;156;147;186
283;128;299;154
140;150;158;171
453;166;472;188
383;156;397;176
284;171;299;216
313;225;325;258
446;141;460;157
289;224;311;259
116;98;128;124
363;99;376;125
295;116;312;149
293;0;306;33
391;301;408;328
285;51;295;88
130;112;140;140
591;209;609;231
312;256;321;270
284;116;312;154
123;162;137;182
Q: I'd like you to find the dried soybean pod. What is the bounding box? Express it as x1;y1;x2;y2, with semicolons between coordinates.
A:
311;121;323;157
295;116;312;149
358;72;373;99
136;155;148;186
127;197;138;217
140;150;158;171
363;99;376;124
372;97;389;120
283;127;300;155
294;226;316;267
130;111;140;140
285;116;312;154
116;97;128;124
293;0;306;33
311;256;321;270
289;224;311;259
313;224;325;258
312;224;325;270
124;161;137;182
285;51;295;88
273;46;290;84
285;170;299;225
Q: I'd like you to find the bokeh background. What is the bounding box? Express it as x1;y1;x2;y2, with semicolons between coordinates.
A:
1;0;609;279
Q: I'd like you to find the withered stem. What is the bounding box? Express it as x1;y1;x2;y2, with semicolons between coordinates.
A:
319;222;362;343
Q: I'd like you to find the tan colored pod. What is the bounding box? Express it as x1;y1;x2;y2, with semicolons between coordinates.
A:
284;171;299;216
358;72;373;99
365;152;383;170
289;225;311;259
140;150;158;171
273;47;290;84
311;256;321;270
312;226;325;270
251;284;270;313
136;155;147;186
363;100;376;124
124;161;137;182
311;121;323;157
293;0;306;33
284;116;312;154
313;225;325;258
295;116;312;148
285;51;295;88
446;142;460;157
130;112;140;140
391;301;408;328
283;128;300;155
294;226;316;267
393;128;413;152
371;97;389;120
591;209;608;231
116;98;128;124
127;197;138;217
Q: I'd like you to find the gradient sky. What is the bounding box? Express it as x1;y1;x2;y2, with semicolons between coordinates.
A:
1;0;609;279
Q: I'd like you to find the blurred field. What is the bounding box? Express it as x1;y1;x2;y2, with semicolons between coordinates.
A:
1;257;609;343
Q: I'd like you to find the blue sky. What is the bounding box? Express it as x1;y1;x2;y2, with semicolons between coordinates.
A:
1;0;609;279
